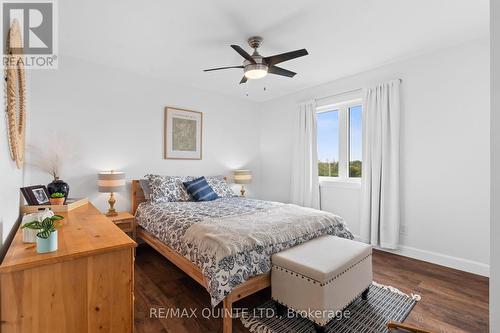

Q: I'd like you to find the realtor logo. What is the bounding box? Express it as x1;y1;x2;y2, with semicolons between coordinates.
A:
1;0;58;68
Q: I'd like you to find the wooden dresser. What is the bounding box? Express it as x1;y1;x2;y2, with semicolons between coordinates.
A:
0;203;136;333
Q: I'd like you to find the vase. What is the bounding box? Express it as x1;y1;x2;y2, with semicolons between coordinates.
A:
36;231;58;253
49;197;65;205
22;219;38;243
47;177;70;202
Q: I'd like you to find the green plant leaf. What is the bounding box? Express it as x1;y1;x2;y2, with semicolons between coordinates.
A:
37;229;52;239
21;221;43;230
24;214;63;237
41;218;54;230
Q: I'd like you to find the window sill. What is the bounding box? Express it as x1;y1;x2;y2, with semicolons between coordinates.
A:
319;178;361;189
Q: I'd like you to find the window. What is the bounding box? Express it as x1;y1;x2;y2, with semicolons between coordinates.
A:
317;100;363;181
317;110;339;177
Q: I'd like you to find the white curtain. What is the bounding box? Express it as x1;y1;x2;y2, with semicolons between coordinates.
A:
360;80;401;249
290;100;320;209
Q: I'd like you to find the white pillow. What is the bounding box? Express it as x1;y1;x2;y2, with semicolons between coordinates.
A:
205;176;236;198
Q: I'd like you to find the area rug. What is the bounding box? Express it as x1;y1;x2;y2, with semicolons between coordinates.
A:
240;282;421;333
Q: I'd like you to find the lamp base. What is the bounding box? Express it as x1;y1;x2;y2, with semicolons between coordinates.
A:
240;185;246;197
106;192;118;217
106;210;118;217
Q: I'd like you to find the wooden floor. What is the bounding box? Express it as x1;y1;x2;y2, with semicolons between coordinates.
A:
134;245;489;333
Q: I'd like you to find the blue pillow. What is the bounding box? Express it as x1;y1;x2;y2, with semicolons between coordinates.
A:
183;177;219;202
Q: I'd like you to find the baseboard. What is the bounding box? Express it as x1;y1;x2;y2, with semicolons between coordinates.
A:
353;235;489;277
381;245;489;277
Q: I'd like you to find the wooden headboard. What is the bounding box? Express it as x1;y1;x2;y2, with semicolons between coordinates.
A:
131;180;146;215
131;176;228;215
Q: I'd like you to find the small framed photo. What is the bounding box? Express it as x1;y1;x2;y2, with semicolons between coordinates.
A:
164;107;203;160
21;185;50;205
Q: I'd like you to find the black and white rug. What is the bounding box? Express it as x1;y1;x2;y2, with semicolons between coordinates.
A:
240;282;420;333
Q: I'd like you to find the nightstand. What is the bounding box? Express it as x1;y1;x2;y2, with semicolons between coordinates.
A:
109;212;136;240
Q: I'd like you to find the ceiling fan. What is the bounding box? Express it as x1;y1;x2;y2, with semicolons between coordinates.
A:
204;36;308;84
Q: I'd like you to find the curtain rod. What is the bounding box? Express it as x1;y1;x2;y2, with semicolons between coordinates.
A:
315;78;403;102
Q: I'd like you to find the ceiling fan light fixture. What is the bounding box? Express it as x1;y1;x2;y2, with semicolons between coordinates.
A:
204;38;308;84
244;63;268;79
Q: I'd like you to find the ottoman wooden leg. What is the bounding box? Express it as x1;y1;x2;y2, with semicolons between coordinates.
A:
362;286;370;300
314;323;326;333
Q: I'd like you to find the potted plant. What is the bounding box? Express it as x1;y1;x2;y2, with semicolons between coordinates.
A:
21;215;64;253
50;192;65;205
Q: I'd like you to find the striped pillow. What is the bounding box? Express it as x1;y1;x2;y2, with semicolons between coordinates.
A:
183;177;219;202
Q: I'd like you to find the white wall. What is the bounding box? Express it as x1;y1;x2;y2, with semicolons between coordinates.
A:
490;0;499;329
0;64;25;249
259;38;490;276
25;38;490;278
28;56;262;213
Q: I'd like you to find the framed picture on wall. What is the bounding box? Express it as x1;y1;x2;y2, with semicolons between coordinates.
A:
164;107;203;160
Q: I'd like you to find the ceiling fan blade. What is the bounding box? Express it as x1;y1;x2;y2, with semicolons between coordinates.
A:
264;49;308;66
268;66;296;78
231;45;256;64
204;66;244;72
239;76;248;84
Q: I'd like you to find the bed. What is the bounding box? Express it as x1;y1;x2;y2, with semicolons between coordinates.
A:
131;179;353;333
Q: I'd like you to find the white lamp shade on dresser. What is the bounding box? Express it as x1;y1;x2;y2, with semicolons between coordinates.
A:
98;171;126;193
233;170;252;184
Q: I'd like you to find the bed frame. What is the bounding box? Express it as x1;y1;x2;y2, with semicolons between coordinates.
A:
131;180;270;333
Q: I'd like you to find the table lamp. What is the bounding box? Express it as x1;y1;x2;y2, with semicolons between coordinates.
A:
233;170;252;196
98;171;125;216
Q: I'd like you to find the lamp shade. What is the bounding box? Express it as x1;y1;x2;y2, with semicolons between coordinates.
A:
233;170;252;184
98;171;126;193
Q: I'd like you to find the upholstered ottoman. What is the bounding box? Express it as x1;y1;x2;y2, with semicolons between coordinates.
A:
271;235;372;332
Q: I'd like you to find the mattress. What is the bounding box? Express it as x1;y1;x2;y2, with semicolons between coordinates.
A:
135;197;353;306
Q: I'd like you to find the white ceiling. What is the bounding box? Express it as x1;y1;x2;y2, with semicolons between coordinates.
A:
60;0;488;102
